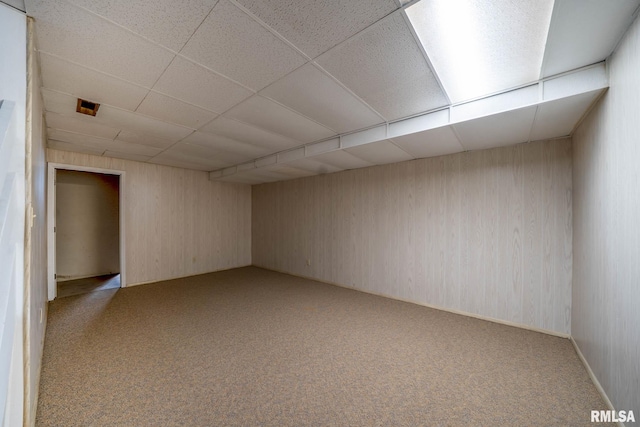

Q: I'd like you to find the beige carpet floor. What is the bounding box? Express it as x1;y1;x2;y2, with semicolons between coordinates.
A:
36;267;611;426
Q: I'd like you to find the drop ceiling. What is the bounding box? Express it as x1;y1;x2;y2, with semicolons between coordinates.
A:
24;0;640;183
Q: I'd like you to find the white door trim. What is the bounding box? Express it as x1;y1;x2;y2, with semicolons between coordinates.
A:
47;162;126;300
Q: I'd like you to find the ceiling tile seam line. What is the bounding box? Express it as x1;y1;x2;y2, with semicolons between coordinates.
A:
148;130;198;161
137;89;223;118
399;9;452;106
448;61;606;109
449;122;468;152
199;115;305;148
46;126;119;142
387;136;417;159
308;61;388;122
60;0;182;57
172;0;221;56
225;0;313;63
43;87;200;134
526;105;542;144
537;0;561;79
36;50;156;92
257;60;386;123
132;55;179;112
174;53;258;94
247;94;338;136
310;7;405;61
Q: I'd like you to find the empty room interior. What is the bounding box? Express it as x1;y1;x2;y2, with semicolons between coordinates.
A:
1;0;639;425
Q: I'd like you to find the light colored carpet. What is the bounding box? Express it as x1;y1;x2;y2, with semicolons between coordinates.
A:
36;267;611;426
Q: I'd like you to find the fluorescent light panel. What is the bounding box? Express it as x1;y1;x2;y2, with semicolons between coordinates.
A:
406;0;554;103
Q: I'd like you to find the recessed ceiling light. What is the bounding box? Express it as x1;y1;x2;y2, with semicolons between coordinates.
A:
76;98;100;116
406;0;554;103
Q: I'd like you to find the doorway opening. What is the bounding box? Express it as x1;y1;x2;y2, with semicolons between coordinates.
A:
47;164;126;300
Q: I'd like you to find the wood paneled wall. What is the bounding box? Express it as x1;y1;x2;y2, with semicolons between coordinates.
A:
572;15;640;413
253;139;572;335
47;149;252;286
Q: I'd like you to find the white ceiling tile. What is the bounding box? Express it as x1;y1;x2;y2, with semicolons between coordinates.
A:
101;139;163;157
97;106;194;142
233;0;397;58
47;128;113;151
346;140;414;165
149;157;216;171
170;140;248;165
153;57;253;113
199;116;301;152
541;0;640;77
530;91;601;141
453;106;537;150
45;112;120;140
317;12;448;121
47;139;105;156
67;0;218;52
260;63;383;133
42;88;83;115
28;0;175;87
136;91;217;129
181;0;306;91
392;126;465;159
103;151;153;163
50;129;161;160
39;53;149;111
407;0;554;103
115;130;175;149
151;142;233;170
182;132;270;159
280;158;343;175
224;95;336;143
232;168;293;183
311;150;374;170
261;163;318;179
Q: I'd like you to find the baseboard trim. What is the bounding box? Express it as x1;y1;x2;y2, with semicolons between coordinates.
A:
252;264;570;339
570;337;623;426
127;264;253;287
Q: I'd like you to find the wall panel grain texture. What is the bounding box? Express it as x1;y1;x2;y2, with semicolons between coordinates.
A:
47;149;251;286
252;138;573;334
572;15;640;414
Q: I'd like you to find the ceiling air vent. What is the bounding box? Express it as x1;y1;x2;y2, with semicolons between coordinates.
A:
76;98;100;116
